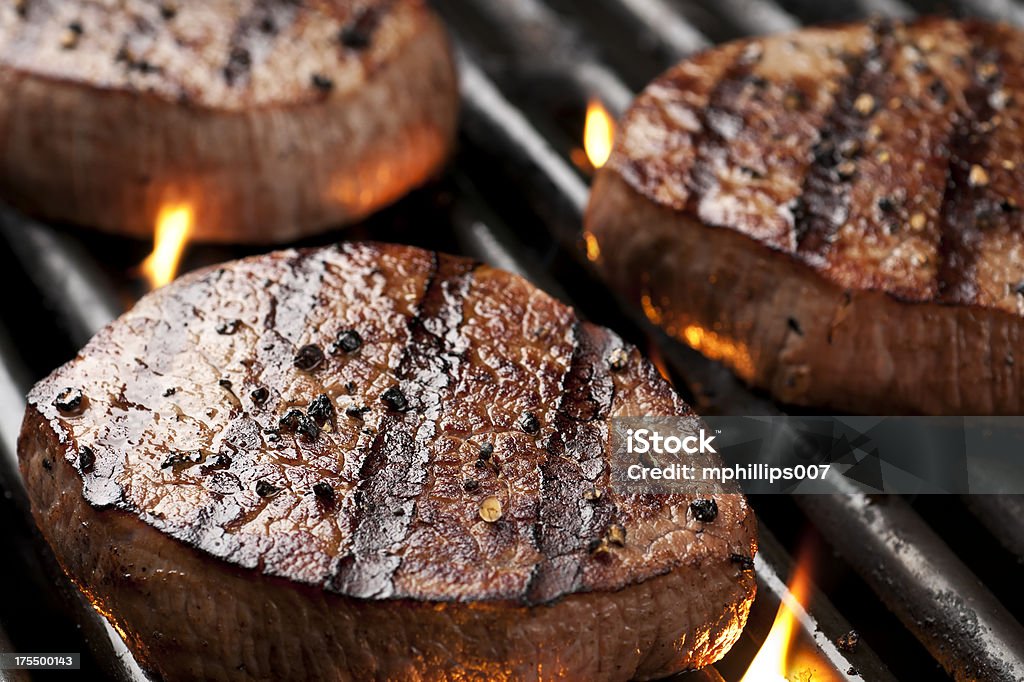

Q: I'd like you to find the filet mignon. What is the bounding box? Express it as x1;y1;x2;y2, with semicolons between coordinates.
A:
18;243;756;680
586;18;1024;414
0;1;457;244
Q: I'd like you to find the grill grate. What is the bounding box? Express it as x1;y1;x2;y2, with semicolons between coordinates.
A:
1;1;1023;680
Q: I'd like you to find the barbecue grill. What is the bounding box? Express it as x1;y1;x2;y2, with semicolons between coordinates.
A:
1;1;1023;680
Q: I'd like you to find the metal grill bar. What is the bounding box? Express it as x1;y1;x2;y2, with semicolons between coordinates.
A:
704;0;800;35
764;0;915;26
676;666;729;682
0;329;28;682
589;0;710;61
961;495;1024;560
0;325;146;682
798;479;1024;682
748;528;896;681
0;629;27;682
436;0;633;114
0;208;121;347
952;0;1024;24
850;0;916;18
0;329;25;460
457;53;589;238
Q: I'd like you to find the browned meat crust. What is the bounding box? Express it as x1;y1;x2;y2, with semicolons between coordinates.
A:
587;17;1024;414
0;1;458;243
19;243;756;680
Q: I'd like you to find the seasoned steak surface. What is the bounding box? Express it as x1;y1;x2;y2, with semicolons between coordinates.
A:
606;17;1024;311
0;0;428;109
0;1;458;243
587;18;1024;414
24;243;755;606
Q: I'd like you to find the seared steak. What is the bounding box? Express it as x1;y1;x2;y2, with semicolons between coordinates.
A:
0;1;457;243
587;18;1024;414
18;243;756;680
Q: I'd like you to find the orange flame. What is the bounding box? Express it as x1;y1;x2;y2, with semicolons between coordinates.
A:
742;566;809;680
141;204;192;289
584;99;615;169
640;293;664;326
681;324;755;381
583;231;601;262
742;562;816;682
646;342;674;387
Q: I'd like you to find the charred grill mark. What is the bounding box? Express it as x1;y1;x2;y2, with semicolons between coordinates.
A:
683;47;760;216
936;31;1010;304
224;1;299;86
327;255;477;598
336;0;397;51
339;6;382;50
224;8;258;86
326;253;440;595
794;22;897;255
524;324;617;605
223;46;251;86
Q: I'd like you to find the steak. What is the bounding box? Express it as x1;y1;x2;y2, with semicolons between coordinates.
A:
586;18;1024;414
18;243;756;680
0;1;457;244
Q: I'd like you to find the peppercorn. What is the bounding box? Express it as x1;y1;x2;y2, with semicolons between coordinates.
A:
519;411;540;434
256;480;280;498
335;329;362;353
311;74;334;92
690;498;719;522
78;446;95;472
381;386;409;412
294;344;325;371
53;387;85;414
307;394;335;425
313;481;335;504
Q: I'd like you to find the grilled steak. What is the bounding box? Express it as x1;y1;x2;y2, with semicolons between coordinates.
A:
0;1;457;243
18;243;756;680
587;18;1024;414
